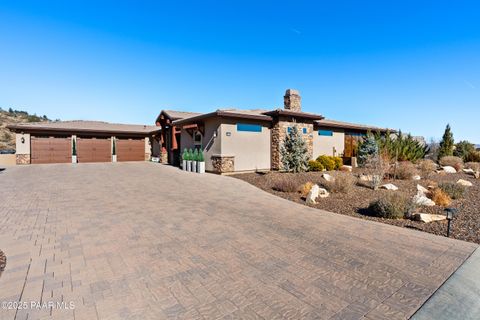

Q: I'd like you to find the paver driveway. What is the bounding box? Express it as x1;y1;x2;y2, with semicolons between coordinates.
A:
0;163;477;320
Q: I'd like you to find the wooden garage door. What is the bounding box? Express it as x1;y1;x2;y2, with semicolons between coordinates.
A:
117;138;144;161
31;136;72;164
77;137;111;163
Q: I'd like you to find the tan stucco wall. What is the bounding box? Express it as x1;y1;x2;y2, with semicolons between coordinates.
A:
313;128;345;158
15;133;31;155
180;118;222;172
0;154;16;166
220;120;271;172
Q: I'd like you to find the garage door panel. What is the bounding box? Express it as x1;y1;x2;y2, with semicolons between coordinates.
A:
117;139;144;161
31;137;72;164
77;138;111;163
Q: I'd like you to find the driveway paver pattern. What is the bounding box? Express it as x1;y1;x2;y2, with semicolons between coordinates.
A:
0;163;477;320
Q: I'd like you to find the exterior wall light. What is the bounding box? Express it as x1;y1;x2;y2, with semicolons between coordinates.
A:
444;207;457;237
21;137;25;144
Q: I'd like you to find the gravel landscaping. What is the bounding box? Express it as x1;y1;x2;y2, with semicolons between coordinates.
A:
233;170;480;244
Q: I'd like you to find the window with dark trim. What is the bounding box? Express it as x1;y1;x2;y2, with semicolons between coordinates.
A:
237;123;262;132
302;128;307;134
318;130;333;136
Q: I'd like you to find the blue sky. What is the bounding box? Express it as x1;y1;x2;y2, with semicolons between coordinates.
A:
0;1;479;142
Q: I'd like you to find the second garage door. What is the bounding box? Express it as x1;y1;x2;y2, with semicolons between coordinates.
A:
117;138;145;161
77;137;111;163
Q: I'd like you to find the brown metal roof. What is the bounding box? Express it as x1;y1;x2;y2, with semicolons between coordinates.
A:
156;110;202;123
262;109;324;120
172;109;273;125
7;120;161;135
315;119;393;132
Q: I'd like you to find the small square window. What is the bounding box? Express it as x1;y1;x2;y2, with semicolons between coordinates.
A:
302;128;307;134
237;123;262;132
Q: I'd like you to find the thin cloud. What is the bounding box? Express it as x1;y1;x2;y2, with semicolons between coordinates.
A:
290;28;301;35
463;79;476;89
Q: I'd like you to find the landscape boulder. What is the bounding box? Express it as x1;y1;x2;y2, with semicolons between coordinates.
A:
413;194;436;206
457;179;473;187
306;185;320;205
412;175;421;180
359;174;373;182
442;166;457;173
322;173;335;182
416;184;429;196
381;183;399;191
463;168;475;174
340;165;353;172
412;213;447;223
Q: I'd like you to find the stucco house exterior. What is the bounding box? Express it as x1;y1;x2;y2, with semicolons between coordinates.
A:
155;89;390;173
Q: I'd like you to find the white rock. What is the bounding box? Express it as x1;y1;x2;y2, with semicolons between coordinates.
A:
442;166;457;173
413;194;436;206
360;174;373;182
322;174;335;182
340;165;353;172
457;179;473;187
381;183;398;191
412;175;421;180
416;184;429;196
306;184;320;205
463;168;475;174
318;187;330;198
412;213;447;223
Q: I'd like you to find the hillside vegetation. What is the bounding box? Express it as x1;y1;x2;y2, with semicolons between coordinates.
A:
0;108;53;151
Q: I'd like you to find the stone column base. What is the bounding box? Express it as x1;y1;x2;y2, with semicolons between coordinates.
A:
160;151;168;164
16;154;30;165
211;155;235;174
145;153;151;161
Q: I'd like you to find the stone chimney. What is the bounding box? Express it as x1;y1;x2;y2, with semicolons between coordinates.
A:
284;89;301;112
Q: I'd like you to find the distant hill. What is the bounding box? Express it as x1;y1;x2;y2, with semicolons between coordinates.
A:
0;108;55;151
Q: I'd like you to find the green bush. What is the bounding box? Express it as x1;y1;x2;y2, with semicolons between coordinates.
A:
454;140;475;161
193;148;199;161
280;126;309;172
197;149;205;162
439;182;465;199
374;131;428;162
182;148;189;160
333;157;343;169
188;148;194;161
368;193;413;219
316;155;336;171
308;160;324;171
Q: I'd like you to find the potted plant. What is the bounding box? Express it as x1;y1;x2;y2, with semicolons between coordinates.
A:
72;138;77;163
186;148;193;172
182;148;188;170
192;149;199;173
197;149;205;174
112;137;117;162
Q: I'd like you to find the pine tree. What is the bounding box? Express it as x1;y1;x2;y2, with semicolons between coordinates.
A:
280;126;309;172
357;134;379;166
438;124;454;159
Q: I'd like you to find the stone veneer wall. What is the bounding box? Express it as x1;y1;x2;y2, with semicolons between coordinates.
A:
211;155;234;173
271;121;313;170
16;154;31;165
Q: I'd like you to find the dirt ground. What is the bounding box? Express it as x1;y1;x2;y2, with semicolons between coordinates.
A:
233;170;480;244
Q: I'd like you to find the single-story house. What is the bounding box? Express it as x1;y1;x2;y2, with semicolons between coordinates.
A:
155;89;391;173
7;121;160;164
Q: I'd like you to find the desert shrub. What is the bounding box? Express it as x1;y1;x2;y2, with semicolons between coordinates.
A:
368;193;413;219
372;130;428;162
439;182;465;199
333;157;343;169
316;155;336;171
439;156;464;171
272;177;301;193
454;140;475;161
363;154;388;190
465;151;480;163
299;182;315;197
429;188;452;207
394;161;418;180
418;159;437;178
321;174;356;193
280;126;309;172
465;162;480;172
308;160;324;172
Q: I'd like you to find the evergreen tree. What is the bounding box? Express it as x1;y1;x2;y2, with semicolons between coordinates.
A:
438;124;454;159
453;140;474;161
357;134;379;166
280;126;308;172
